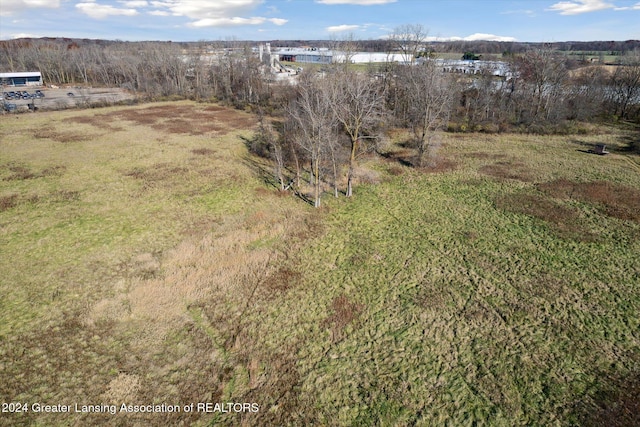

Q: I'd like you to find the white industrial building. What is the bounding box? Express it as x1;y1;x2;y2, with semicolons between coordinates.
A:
274;47;410;64
0;72;43;86
261;44;513;78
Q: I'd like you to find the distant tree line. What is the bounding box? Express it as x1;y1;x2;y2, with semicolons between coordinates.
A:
1;36;638;126
263;39;640;56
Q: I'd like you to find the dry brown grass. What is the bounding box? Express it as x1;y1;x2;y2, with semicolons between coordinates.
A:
67;114;123;131
100;103;257;136
0;193;18;211
574;370;640;427
33;128;90;143
479;160;534;182
191;147;217;156
2;163;66;181
421;157;458;174
538;179;640;223
322;294;365;343
124;163;189;181
76;190;316;421
495;193;596;240
465;152;508;160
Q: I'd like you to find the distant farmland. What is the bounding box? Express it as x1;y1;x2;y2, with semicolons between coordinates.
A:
1;101;639;426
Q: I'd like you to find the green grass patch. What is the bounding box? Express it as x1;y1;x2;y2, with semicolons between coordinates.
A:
237;131;640;426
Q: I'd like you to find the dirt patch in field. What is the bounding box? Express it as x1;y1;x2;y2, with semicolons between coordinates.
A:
103;103;256;135
465;152;508;160
124;163;189;190
0;189;79;212
67;115;123;131
262;267;303;296
0;194;19;212
33;128;91;143
322;294;364;343
422;157;458;174
538;179;640;223
495;193;596;241
479;160;534;182
191;147;217;156
203;105;228;112
573;369;640;427
414;282;449;311
2;163;66;181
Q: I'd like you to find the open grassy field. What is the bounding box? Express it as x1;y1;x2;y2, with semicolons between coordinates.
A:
1;102;639;426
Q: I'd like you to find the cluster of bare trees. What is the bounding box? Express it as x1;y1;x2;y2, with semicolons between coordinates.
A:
254;43;639;206
0;39;272;103
0;39;195;98
456;48;640;131
250;57;456;207
265;69;386;207
391;62;454;166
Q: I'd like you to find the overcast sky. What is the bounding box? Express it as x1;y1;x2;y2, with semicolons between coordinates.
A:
0;0;639;42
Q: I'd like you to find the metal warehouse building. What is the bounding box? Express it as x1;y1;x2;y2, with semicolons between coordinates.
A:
277;47;333;64
0;72;43;87
276;47;411;64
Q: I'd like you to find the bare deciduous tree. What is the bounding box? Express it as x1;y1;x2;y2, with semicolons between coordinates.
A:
330;33;359;70
397;63;453;167
287;75;336;207
608;49;640;120
513;49;569;124
388;24;429;65
329;71;385;197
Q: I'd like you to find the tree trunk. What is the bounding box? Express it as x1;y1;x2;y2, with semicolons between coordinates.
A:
346;138;358;197
314;159;321;208
332;150;339;198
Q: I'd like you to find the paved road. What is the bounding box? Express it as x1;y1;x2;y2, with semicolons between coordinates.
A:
2;87;135;111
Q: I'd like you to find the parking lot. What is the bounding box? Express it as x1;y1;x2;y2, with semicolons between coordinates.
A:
2;87;134;111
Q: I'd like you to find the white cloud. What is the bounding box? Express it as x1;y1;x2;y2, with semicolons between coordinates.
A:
76;1;139;18
158;0;262;18
142;0;286;27
190;16;287;27
269;18;287;25
317;0;396;4
546;0;614;15
501;9;536;17
326;24;361;32
426;33;517;42
463;33;518;42
119;0;148;7
614;1;640;10
5;32;42;39
0;0;60;16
